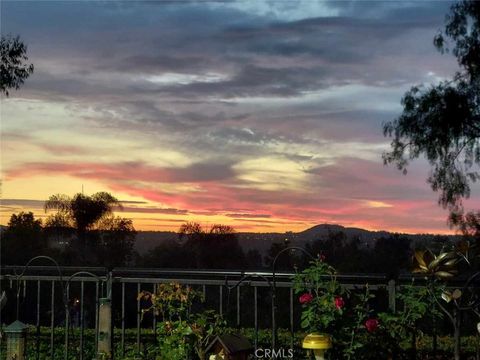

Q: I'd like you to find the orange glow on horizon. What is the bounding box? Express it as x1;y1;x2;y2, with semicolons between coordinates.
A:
0;201;457;236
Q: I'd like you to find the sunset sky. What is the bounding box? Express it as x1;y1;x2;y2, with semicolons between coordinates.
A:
2;0;479;233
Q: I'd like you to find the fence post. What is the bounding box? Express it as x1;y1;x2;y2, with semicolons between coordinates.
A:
388;279;396;312
5;320;28;360
97;272;113;360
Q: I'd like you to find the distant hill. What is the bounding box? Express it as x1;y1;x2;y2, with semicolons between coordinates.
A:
298;224;390;241
133;223;459;256
0;222;456;256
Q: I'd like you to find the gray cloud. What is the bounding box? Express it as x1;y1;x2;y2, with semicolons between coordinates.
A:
122;206;188;215
5;0;456;104
0;199;46;208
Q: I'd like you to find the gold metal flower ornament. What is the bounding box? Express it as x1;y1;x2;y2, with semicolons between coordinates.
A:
412;249;459;279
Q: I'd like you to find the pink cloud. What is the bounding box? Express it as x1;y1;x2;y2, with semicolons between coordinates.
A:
225;213;272;218
5;157;478;234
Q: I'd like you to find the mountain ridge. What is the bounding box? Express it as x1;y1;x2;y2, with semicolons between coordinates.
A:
133;223;458;255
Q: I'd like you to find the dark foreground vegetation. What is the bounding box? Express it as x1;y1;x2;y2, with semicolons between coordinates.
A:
1;327;480;360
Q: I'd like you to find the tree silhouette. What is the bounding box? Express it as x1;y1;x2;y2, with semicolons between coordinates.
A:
141;242;193;268
2;212;44;264
264;239;299;270
44;192;123;259
450;210;480;240
304;231;373;272
94;215;136;268
1;35;34;96
45;192;120;230
383;0;480;218
179;222;246;269
371;235;412;277
245;248;263;269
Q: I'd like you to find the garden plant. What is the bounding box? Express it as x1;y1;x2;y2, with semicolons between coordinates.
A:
291;251;480;360
138;282;225;360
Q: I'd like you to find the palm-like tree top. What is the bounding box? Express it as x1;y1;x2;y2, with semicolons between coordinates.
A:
45;192;122;233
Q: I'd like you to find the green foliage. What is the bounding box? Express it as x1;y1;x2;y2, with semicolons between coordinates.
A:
450;210;480;240
383;79;480;211
139;283;225;360
190;310;226;360
380;285;429;339
293;258;344;333
139;282;200;322
434;0;480;79
0;35;34;96
383;0;480;215
377;283;442;357
293;259;381;359
291;258;457;359
338;286;375;360
156;320;193;360
2;326;479;360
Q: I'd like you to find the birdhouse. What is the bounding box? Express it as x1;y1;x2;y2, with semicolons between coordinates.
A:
5;320;28;360
206;334;253;360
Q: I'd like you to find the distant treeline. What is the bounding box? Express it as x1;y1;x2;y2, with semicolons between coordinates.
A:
1;210;461;276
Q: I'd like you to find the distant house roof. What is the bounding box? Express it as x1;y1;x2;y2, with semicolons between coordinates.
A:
206;334;253;355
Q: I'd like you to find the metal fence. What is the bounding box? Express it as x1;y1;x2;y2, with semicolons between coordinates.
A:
0;265;472;359
0;265;395;359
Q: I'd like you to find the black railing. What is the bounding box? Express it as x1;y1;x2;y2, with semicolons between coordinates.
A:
0;266;477;359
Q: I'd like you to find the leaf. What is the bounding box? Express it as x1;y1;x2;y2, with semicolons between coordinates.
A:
441;291;452;303
442;258;459;268
428;251;456;270
435;271;456;279
414;250;429;270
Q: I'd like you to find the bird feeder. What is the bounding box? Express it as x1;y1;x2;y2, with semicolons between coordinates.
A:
206;334;253;360
97;298;112;359
302;333;332;360
5;320;28;360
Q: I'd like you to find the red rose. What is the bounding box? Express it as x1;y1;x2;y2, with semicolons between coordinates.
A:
334;296;345;310
299;293;314;304
318;254;326;261
365;318;379;333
